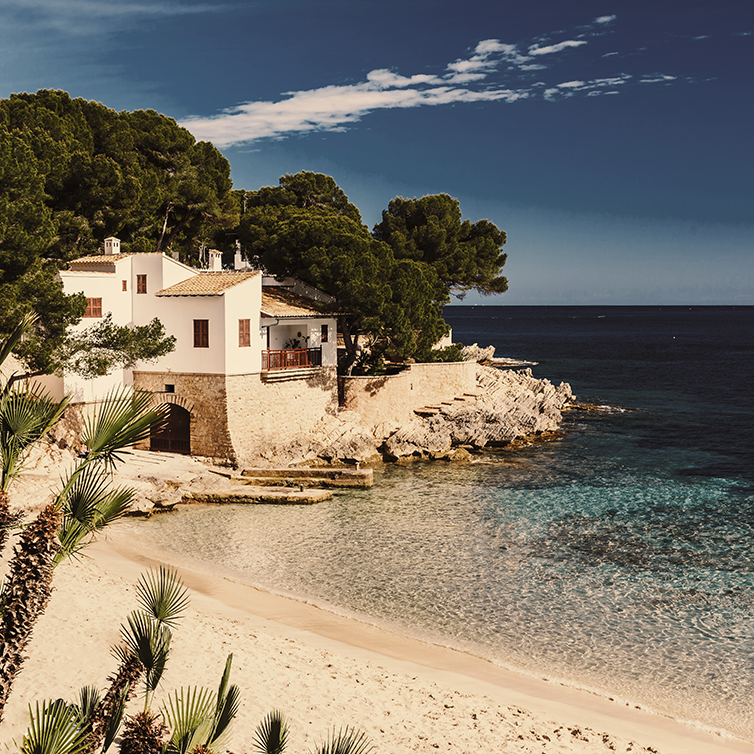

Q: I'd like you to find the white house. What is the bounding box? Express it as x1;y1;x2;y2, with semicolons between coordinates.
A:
56;238;339;462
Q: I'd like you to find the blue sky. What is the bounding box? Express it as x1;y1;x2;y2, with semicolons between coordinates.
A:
2;0;752;304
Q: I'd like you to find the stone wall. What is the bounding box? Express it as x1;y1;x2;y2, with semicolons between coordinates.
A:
133;371;235;461
340;361;477;436
225;367;339;465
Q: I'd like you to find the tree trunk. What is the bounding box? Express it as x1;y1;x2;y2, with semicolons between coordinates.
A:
338;316;359;376
0;503;61;723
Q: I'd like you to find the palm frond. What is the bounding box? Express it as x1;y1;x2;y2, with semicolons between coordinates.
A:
71;686;100;730
311;727;374;754
253;710;288;754
0;384;70;490
208;654;240;750
101;682;131;753
0;313;37;382
135;565;190;629
81;388;168;470
120;611;172;700
20;699;89;754
54;463;136;565
161;686;215;754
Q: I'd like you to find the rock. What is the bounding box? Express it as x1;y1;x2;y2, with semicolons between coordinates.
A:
461;343;496;362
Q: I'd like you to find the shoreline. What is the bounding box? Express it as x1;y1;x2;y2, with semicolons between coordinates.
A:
63;534;754;753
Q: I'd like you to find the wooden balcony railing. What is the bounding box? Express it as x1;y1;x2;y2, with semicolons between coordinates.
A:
262;348;322;371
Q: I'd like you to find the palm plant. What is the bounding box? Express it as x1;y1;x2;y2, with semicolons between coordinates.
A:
0;318;169;723
251;713;373;754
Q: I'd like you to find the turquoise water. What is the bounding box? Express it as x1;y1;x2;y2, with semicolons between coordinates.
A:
118;307;754;741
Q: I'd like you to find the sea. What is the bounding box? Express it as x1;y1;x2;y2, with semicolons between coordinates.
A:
118;305;754;742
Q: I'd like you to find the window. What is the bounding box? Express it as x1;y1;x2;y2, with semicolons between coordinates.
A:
84;297;102;318
321;323;329;343
164;384;175;393
137;274;147;294
122;280;128;291
193;319;209;348
238;319;251;347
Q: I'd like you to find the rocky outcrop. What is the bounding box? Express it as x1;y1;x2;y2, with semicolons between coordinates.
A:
379;366;572;462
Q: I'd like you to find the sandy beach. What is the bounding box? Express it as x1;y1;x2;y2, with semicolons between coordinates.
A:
3;453;753;754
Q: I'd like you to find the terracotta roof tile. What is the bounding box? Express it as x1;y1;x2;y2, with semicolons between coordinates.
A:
156;271;259;296
261;286;330;318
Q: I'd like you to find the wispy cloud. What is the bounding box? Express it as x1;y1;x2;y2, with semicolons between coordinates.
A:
182;15;683;148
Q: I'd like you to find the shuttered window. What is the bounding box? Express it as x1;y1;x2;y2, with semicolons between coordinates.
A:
193;319;209;348
321;324;329;343
84;298;102;318
137;275;147;294
238;319;251;347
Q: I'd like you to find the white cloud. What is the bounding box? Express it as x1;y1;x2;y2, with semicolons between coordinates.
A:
180;16;682;146
529;40;588;56
639;74;677;83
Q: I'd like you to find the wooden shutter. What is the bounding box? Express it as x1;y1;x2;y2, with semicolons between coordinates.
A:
238;319;251;347
193;319;209;348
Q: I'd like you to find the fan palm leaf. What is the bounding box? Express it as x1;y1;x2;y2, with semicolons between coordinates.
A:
81;388;168;470
252;710;288;754
161;686;215;754
135;565;189;629
311;727;374;754
54;463;135;565
120;611;172;706
20;699;89;754
0;384;70;491
208;654;240;749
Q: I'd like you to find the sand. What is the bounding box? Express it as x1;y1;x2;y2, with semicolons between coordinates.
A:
2;452;753;754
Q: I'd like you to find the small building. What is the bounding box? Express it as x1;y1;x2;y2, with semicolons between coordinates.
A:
56;239;339;463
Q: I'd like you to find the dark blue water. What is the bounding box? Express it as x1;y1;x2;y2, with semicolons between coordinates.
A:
120;306;754;742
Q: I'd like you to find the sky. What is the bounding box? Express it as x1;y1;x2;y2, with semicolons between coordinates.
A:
1;0;752;305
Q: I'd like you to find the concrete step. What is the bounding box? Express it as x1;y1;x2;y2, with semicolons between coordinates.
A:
239;466;373;488
182;487;332;505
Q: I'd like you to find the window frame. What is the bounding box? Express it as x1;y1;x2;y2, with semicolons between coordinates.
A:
84;297;103;318
238;318;251;347
136;274;147;294
193;319;209;348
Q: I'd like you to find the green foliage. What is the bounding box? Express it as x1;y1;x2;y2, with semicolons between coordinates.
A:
373;193;508;295
253;710;288;754
19;700;90;754
312;727;374;754
0;89;236;372
63;315;176;379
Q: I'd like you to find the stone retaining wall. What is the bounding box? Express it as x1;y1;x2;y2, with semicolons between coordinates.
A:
225;367;338;464
340;361;477;434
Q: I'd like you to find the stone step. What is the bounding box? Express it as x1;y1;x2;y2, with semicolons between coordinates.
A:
239;466;373;488
182;487;333;505
236;475;366;489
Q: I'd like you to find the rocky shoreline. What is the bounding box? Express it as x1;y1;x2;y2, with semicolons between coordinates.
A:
257;352;574;466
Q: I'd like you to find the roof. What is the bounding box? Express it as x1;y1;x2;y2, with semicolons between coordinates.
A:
156;271;259;296
67;252;142;270
261;286;331;318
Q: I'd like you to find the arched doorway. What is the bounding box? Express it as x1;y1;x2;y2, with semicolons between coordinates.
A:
150;404;191;454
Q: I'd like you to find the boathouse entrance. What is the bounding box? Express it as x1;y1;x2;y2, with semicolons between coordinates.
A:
150;403;191;454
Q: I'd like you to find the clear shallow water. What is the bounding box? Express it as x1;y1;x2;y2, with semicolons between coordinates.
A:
119;306;754;741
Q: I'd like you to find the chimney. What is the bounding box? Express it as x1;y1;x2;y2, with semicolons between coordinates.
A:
208;249;223;271
104;237;121;255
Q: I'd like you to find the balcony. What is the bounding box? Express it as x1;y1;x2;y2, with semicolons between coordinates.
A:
262;347;322;372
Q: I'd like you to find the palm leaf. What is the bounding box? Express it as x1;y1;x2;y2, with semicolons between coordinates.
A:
135;565;189;628
101;682;130;753
71;686;100;730
161;686;215;754
207;654;240;751
120;611;172;700
0;384;70;490
81;388;167;469
253;710;288;754
0;312;37;380
20;699;89;754
311;727;374;754
54;463;135;565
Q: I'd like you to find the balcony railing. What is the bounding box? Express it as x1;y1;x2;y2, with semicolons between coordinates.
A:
262;347;322;371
